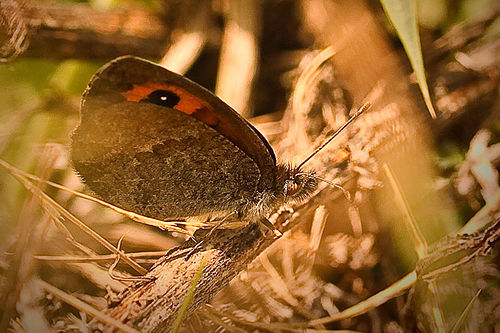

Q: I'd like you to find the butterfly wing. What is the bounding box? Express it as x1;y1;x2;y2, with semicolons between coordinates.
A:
71;56;276;220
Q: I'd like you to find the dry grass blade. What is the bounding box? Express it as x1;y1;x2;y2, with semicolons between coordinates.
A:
383;163;446;330
427;283;446;332
159;0;209;73
383;162;428;258
0;158;199;234
306;271;417;326
289;46;336;152
0;147;58;332
38;280;140;333
34;251;167;263
200;306;249;333
305;205;328;275
259;253;299;307
216;0;260;117
459;189;500;234
292;45;336;116
204;305;364;332
108;235;153;283
0;158;147;275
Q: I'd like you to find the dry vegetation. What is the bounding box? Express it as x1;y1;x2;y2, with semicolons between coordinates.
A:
0;0;499;332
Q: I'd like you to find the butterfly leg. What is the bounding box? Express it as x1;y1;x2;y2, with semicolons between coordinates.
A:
186;211;239;259
257;218;282;238
206;211;239;238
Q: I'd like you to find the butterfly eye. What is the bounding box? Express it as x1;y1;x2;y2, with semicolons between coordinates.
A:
285;179;299;196
142;89;180;108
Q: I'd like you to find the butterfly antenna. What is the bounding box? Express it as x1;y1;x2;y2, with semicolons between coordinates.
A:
296;102;371;170
296;172;352;202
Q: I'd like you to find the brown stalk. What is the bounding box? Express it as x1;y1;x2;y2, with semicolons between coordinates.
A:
1;0;169;61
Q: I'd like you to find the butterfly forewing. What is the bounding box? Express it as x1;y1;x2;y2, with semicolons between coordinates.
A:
71;56;277;220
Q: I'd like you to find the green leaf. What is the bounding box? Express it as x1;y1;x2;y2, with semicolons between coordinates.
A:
450;289;482;333
380;0;437;118
171;254;209;333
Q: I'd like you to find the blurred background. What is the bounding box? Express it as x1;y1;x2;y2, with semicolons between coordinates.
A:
0;0;498;332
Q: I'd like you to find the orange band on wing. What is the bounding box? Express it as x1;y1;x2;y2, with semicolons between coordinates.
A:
122;82;219;126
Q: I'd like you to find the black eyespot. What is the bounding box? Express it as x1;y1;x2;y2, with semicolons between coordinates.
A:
141;90;180;108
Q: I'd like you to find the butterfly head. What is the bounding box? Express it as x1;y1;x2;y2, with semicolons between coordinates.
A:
277;165;318;204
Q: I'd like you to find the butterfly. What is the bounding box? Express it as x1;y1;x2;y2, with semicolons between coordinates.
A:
71;56;366;233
